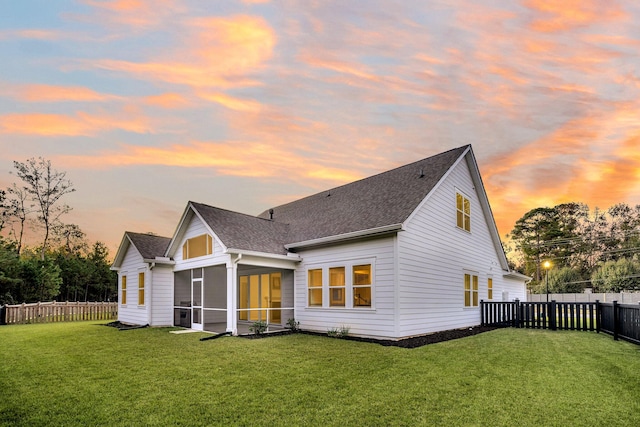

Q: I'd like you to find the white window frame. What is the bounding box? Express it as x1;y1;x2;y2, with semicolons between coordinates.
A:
305;258;375;309
137;269;146;307
456;190;471;233
464;271;479;308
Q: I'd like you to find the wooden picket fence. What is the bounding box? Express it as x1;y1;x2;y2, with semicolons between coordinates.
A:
2;301;118;325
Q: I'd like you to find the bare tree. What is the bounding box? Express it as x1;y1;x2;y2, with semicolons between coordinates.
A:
3;184;34;255
11;158;75;260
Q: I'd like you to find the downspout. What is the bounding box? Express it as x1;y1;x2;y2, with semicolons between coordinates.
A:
148;262;155;327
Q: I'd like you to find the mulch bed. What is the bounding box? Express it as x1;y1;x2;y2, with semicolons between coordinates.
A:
240;325;498;348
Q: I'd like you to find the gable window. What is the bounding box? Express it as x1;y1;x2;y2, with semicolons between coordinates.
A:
308;269;323;307
456;192;471;232
464;273;478;307
182;234;213;259
329;267;346;307
488;277;493;300
121;275;127;305
138;272;145;306
353;264;372;307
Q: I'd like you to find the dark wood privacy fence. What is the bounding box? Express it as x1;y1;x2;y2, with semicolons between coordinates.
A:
2;301;117;325
481;299;640;345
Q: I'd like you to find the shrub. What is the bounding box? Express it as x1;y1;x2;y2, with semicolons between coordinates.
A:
327;325;350;338
286;318;300;332
249;320;267;336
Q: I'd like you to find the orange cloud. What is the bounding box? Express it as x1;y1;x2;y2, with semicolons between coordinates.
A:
0;107;155;136
197;92;262;113
80;0;185;29
57;140;363;185
524;0;625;32
144;93;191;109
91;15;275;90
3;84;118;102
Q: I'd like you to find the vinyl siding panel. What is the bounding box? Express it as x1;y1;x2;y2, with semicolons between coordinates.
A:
294;236;396;338
118;244;150;325
150;264;174;326
397;155;525;336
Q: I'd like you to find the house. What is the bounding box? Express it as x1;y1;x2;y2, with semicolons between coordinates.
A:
111;145;528;339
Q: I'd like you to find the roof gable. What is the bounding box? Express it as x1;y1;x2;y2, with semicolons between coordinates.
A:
111;232;171;269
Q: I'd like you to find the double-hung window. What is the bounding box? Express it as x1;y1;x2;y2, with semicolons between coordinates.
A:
329;267;346;307
488;277;493;300
353;264;372;307
308;269;323;307
464;273;478;307
456;192;471;232
138;272;145;306
121;275;127;305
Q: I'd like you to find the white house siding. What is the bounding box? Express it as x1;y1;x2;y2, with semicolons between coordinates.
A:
397;155;523;336
500;276;526;302
149;264;174;326
118;244;149;325
294;236;396;338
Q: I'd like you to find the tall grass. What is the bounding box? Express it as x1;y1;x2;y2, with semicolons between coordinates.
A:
1;322;639;426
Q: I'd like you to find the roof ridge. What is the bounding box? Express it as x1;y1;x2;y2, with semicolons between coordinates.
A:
262;145;469;214
190;200;288;224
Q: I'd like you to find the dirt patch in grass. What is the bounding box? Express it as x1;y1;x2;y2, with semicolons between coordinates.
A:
344;325;499;348
244;325;498;348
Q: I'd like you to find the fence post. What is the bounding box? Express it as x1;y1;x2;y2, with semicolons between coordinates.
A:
480;300;485;326
595;300;600;333
550;300;557;331
612;300;619;341
514;299;520;328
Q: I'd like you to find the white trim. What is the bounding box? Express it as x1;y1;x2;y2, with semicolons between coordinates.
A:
285;224;402;250
224;248;302;262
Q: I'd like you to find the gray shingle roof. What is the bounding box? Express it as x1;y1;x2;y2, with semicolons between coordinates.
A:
190;146;468;255
190;202;291;255
257;145;468;244
126;232;171;259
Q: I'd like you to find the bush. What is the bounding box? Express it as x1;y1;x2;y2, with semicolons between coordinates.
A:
249;320;267;336
327;325;350;338
591;258;640;292
286;318;300;332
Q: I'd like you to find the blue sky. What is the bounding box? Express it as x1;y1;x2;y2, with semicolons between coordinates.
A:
1;0;639;254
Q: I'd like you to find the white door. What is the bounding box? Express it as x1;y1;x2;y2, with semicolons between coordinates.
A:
192;269;203;331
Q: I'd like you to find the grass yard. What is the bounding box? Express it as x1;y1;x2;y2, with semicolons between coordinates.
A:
1;323;639;426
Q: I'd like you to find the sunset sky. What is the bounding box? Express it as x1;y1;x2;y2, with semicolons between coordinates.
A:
1;0;639;255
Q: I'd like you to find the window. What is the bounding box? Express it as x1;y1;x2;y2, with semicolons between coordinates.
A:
488;277;493;300
138;272;145;306
238;272;282;322
308;269;323;307
464;273;478;307
329;267;345;307
307;262;373;309
353;264;372;307
456;192;471;232
182;234;213;259
121;275;127;305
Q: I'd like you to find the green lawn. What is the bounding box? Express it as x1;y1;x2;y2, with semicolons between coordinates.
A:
1;323;639;426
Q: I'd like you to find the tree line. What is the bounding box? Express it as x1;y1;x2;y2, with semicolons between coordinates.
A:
507;202;640;294
0;158;116;305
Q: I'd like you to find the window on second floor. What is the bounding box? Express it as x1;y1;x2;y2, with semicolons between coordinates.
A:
456;192;471;232
182;234;213;259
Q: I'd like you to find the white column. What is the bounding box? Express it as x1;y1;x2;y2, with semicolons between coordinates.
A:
226;256;238;334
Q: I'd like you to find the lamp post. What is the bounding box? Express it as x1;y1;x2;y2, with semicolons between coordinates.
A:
543;260;551;302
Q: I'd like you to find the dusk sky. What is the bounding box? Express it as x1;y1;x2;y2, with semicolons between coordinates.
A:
1;0;639;255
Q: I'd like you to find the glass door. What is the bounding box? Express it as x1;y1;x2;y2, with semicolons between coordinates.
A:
238;272;282;324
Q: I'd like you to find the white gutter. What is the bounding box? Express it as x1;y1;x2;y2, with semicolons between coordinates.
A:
284;223;403;250
142;257;175;265
503;270;532;282
224;248;302;262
